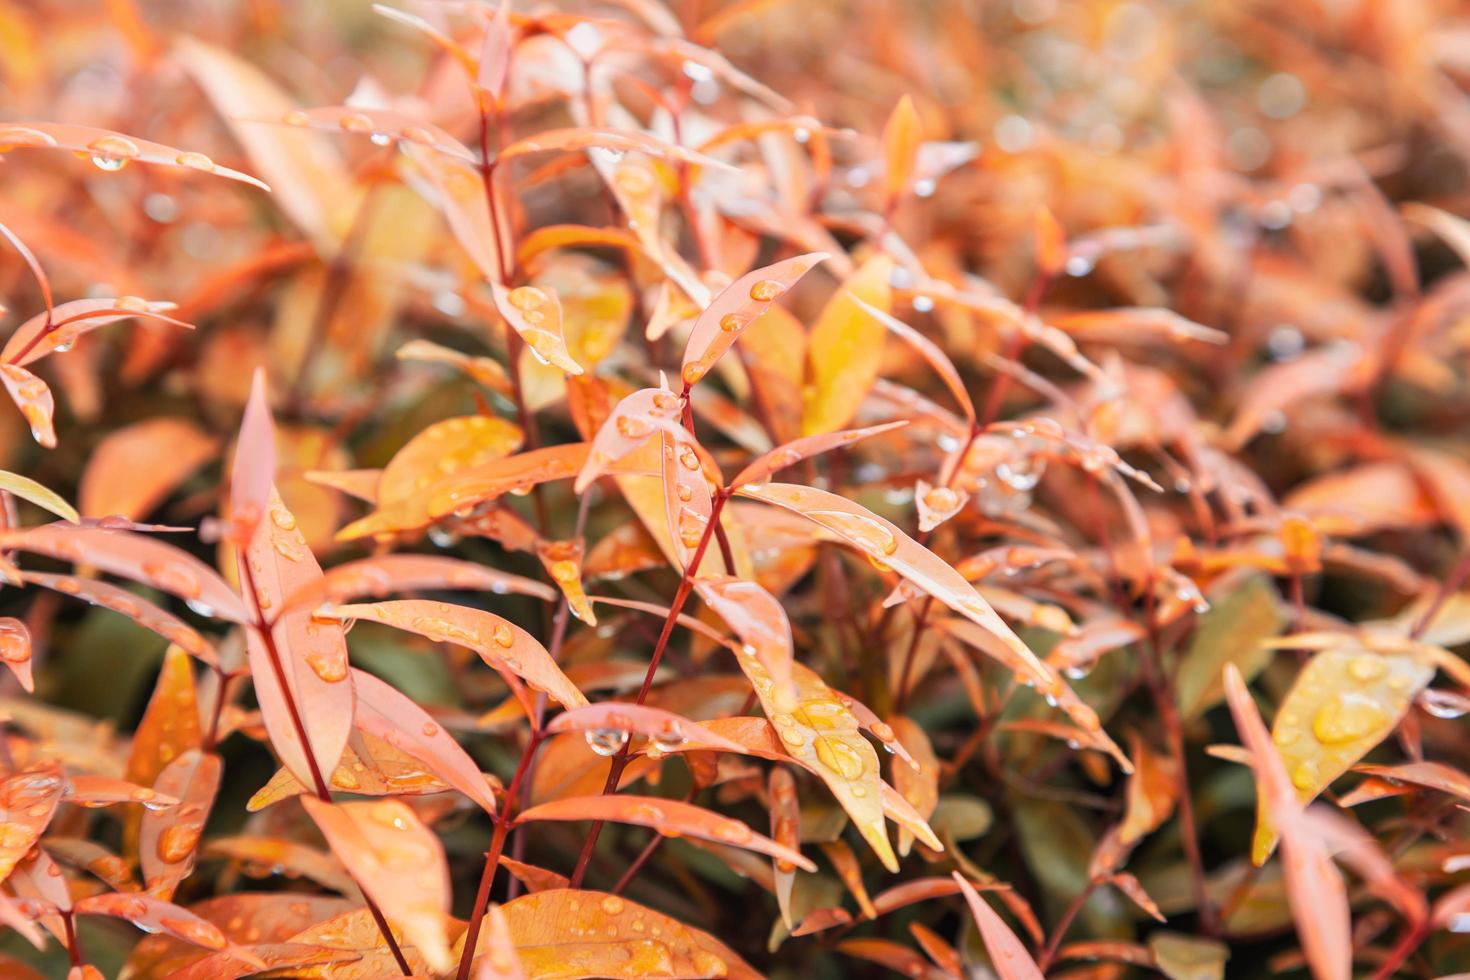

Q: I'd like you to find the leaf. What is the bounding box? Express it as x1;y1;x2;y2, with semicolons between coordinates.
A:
768;766;801;928
751;653;894;871
836;938;947;979
461;888;760;979
802;253;894;435
0;524;250;622
729;420;909;489
1;363;55;447
3;297;195;367
138;749;222;899
1119;733;1179;846
881;95;922;204
1223;665;1350;980
679;252;828;387
77;419;217;520
888;716;938;857
247;731;457;810
849;295;974;422
351;667;500;813
1147;932;1229;980
1252;647;1433;864
518;795;815;870
951;871;1043;980
0;120;268;189
537;538;597;625
575;387;684;493
1351;761;1470;802
301;797;453;973
1175;575;1285;720
0;470;78;523
74;892;229;952
396;339;513;397
693;577;798;708
340;443;594;539
329;599;587;710
499;127;734;171
174;38;357;251
284;554;555;612
377;415;524;507
125;645;203;853
1224;344;1363;450
200;836;357;894
0;765;63;883
275;105;475;161
239;487;353;791
914;479;969;533
474;902;527;980
547;702;747;754
18;571;217;666
491;283;584;376
0;617;33;692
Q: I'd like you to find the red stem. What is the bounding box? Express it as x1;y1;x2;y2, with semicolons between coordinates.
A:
568;488;730;886
240;557;413;975
454;729;544;980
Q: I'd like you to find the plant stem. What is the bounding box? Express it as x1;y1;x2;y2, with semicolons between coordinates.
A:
454;729;544;980
1372;920;1429;980
568;488;730;886
1142;582;1216;935
1037;880;1096;970
240;557;412;975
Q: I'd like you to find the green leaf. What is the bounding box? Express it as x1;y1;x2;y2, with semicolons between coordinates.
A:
1174;575;1285;720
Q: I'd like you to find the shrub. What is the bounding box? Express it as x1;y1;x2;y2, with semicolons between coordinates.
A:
2;2;1470;978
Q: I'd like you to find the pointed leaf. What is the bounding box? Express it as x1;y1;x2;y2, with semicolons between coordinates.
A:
679;252;827;388
518;795;814;870
329;599;586;710
301;797;453;973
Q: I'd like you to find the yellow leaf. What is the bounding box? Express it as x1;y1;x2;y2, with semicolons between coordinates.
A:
802;253;893;435
1253;648;1432;864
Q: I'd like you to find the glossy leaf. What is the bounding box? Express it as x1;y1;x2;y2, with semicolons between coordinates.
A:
518;795;815;870
1252;647;1433;864
461;888;759;979
0;119;268;189
328;599;587;710
680;252;827;387
301;797;454;973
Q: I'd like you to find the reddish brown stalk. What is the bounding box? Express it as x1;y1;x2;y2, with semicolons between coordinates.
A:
1143;581;1217;935
568;487;730;887
1036;880;1097;970
240;557;413;976
454;728;545;980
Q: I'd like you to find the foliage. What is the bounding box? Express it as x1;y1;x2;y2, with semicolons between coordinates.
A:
4;0;1470;978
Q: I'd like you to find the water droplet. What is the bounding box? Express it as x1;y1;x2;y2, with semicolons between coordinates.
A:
996;456;1045;492
86;135;140;171
585;727;629;756
748;279;785;302
813;736;865;780
174;151;214;172
156;822;202;864
1311;693;1388;745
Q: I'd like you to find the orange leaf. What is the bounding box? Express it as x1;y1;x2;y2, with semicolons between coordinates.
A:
0;765;63;883
460;888;760;979
517;794;815;870
0;120;268;189
301;797;454;973
139;749;221;899
680;252;828;388
951;872;1043;980
329;599;587;710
